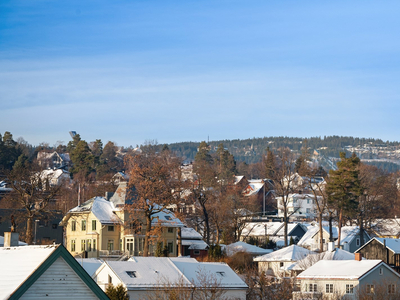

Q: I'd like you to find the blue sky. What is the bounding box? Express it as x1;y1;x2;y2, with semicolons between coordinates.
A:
1;0;400;147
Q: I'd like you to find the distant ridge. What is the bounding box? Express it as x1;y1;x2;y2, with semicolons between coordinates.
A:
167;136;400;172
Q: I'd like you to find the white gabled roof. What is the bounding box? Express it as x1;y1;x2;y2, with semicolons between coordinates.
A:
254;245;313;262
169;258;248;288
226;241;273;256
106;257;248;289
106;258;191;288
181;227;203;240
68;196;121;225
297;226;319;247
297;260;385;280
0;245;57;298
76;258;103;277
242;222;301;237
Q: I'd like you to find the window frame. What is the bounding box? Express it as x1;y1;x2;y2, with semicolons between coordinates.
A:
92;220;96;231
81;220;86;231
346;284;354;294
71;220;76;231
325;283;333;293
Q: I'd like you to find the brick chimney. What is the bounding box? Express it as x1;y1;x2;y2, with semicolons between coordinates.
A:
355;253;362;261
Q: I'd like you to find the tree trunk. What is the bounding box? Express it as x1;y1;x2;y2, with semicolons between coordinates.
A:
337;208;343;248
319;212;324;252
202;203;210;246
26;216;33;245
284;206;288;247
359;215;364;246
329;213;334;242
143;215;152;257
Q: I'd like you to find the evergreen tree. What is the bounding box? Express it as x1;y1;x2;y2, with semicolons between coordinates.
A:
66;134;81;153
70;140;95;177
326;152;362;246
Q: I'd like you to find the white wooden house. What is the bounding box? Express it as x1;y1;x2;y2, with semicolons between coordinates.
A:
0;244;108;299
293;255;400;299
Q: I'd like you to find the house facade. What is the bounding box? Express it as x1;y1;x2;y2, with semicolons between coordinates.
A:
93;257;248;300
355;237;400;273
60;196;184;258
293;257;400;300
0;244;108;300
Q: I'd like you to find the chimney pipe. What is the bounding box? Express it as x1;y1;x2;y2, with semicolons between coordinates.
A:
355;253;362;261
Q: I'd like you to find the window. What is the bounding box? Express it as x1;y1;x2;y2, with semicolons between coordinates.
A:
168;242;173;254
52;224;58;229
309;284;317;292
92;220;96;231
108;275;112;284
108;240;114;251
164;216;171;220
307;199;310;204
108;225;114;232
126;271;136;278
168;227;174;233
280;262;284;268
379;267;383;275
87;239;91;252
366;284;374;294
71;220;76;231
81;239;86;251
356;238;360;247
306;208;311;213
388;284;396;294
93;239;96;251
346;284;354;294
326;284;333;293
71;240;76;252
81;220;86;231
193;250;200;255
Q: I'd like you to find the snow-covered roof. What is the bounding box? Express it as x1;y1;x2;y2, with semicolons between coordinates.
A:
297;226;319;247
0;245;57;298
242;222;301;237
371;219;400;237
187;240;209;250
254;245;313;262
297;260;385;280
234;176;245;184
181;227;203;240
243;181;264;197
170;258;248;288
39;168;69;180
0;236;27;247
107;257;247;289
107;258;191;288
76;258;103;277
225;241;273;256
151;207;184;228
289;248;359;272
338;226;365;246
67;197;121;225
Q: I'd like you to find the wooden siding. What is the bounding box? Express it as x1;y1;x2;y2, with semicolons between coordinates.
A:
20;256;99;300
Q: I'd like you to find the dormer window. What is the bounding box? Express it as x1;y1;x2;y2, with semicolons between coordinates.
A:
126;271;137;278
164;216;171;220
216;271;225;277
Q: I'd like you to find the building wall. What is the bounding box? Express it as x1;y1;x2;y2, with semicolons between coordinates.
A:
297;278;359;300
20;256;99;299
65;212;120;258
356;239;394;264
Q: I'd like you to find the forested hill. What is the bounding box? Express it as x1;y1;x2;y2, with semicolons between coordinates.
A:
168;136;400;172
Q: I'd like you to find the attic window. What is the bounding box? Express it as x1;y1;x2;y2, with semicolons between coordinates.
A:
164;216;171;220
216;271;225;277
126;271;137;278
